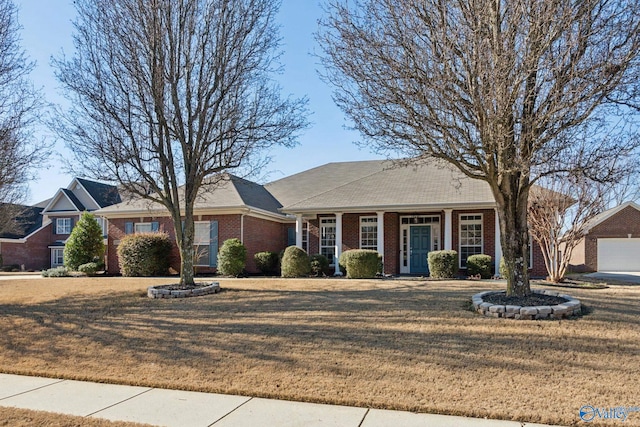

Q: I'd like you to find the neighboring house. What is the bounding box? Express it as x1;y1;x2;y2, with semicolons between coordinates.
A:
97;160;547;277
568;201;640;272
0;178;121;270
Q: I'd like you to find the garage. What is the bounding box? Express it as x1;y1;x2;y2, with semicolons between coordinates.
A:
597;238;640;271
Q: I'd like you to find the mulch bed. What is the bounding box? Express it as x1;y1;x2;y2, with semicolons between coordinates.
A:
151;283;212;291
483;292;567;306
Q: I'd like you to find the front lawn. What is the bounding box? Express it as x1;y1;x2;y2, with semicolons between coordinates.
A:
1;277;639;426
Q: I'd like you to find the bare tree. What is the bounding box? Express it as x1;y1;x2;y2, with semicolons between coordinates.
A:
53;0;308;286
529;159;640;283
0;0;44;236
318;0;640;295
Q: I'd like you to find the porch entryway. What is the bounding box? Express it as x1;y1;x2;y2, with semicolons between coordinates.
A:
410;226;431;274
399;215;440;275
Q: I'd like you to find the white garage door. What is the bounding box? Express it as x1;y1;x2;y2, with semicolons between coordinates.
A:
597;238;640;272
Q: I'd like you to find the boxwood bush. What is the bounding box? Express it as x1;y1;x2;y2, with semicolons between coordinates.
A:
427;250;458;279
254;251;279;275
78;262;100;276
281;246;311;277
339;249;380;279
309;253;330;277
217;238;247;276
117;232;172;276
467;254;492;279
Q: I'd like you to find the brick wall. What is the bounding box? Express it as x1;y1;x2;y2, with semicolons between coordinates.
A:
1;224;52;271
583;206;640;271
107;214;291;275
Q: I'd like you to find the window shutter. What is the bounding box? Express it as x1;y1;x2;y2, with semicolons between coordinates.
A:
287;227;296;247
151;221;159;232
125;222;133;234
209;221;218;267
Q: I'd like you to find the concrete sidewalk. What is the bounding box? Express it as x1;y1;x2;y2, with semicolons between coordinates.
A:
0;374;563;427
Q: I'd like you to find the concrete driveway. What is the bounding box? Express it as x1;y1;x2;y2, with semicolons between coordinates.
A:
585;271;640;284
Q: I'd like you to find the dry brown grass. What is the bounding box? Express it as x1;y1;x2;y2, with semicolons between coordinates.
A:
1;276;639;426
0;406;153;426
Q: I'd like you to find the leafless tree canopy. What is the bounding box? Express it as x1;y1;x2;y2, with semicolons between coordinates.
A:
54;0;308;285
0;0;44;236
319;0;640;295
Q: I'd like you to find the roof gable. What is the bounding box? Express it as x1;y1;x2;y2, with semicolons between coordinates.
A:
42;188;84;213
75;178;122;208
583;201;640;233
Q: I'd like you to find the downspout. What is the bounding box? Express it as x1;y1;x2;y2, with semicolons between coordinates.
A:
240;211;246;244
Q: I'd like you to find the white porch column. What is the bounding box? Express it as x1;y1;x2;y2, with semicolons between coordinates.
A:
444;209;453;250
334;212;343;276
376;211;385;273
494;208;502;277
295;214;303;248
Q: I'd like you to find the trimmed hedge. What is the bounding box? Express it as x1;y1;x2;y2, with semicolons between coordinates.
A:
467;254;492;279
309;253;330;277
339;249;380;279
254;251;280;275
427;250;458;278
217;238;247;276
281;246;311;277
117;232;172;277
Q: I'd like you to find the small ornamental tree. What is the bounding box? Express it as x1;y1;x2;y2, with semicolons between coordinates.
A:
63;212;105;270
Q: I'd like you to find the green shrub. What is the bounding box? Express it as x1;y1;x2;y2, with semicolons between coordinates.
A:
309;254;330;276
499;257;507;278
41;266;69;277
254;251;279;275
217;238;247;276
117;232;172;276
339;249;380;279
427;250;458;279
466;254;492;279
1;264;19;273
64;212;105;271
78;262;99;276
281;246;311;277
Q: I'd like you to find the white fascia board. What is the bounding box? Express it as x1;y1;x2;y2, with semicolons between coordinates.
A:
41;190;81;213
281;202;497;215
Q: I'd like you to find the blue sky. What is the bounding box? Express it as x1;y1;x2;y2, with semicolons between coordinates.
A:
15;0;384;204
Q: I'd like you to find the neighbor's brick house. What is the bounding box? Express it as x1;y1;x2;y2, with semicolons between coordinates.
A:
0;178;120;271
568;201;640;272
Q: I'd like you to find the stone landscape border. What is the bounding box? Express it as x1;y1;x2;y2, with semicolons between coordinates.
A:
147;282;221;299
472;289;582;320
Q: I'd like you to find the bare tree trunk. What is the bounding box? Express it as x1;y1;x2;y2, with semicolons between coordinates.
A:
493;175;531;296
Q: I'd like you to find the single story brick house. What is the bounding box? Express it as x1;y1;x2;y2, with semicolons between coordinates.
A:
568;201;640;272
95;160;547;277
0;178;120;271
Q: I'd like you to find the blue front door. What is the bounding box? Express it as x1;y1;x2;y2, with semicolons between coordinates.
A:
410;226;431;274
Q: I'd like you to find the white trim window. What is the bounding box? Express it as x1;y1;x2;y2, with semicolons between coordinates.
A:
360;216;377;250
51;248;64;267
134;222;154;233
194;221;211;267
56;218;72;234
459;214;483;268
320;217;336;264
302;221;309;252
